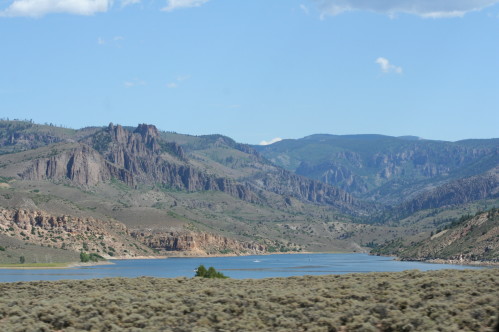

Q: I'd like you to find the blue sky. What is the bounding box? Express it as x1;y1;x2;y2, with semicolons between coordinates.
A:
1;0;498;144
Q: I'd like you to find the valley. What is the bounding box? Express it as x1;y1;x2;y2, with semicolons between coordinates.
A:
0;120;497;264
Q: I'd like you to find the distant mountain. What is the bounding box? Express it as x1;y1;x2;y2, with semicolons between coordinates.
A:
254;134;499;210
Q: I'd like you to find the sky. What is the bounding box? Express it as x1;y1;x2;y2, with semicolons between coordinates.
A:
1;0;498;145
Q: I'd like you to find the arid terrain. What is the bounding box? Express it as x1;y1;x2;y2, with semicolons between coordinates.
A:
0;268;498;331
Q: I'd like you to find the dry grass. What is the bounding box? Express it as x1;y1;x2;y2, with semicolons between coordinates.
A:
0;269;498;331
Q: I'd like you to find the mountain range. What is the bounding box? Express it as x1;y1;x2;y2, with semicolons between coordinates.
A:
0;120;497;263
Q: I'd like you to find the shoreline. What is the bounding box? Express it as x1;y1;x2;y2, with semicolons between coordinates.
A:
0;260;114;270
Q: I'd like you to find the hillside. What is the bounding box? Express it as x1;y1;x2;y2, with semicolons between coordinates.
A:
1;120;498;261
255;134;499;208
373;209;499;263
0;121;384;257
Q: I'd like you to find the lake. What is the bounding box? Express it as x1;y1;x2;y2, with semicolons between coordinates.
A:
0;253;483;283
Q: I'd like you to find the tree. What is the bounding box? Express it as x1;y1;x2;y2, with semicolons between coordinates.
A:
195;264;207;277
19;256;25;264
194;265;228;279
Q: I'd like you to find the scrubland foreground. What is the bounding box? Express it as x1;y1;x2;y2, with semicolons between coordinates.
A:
0;269;498;332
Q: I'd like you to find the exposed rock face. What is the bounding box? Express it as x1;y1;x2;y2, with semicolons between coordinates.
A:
131;230;267;255
251;168;360;213
256;134;499;206
0;209;150;258
296;161;369;194
21;145;134;186
395;167;499;218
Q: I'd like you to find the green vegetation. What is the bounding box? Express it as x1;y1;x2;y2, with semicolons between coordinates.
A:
79;252;105;263
0;269;497;331
194;265;228;278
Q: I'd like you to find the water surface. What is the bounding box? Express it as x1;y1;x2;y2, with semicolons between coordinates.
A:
0;253;483;282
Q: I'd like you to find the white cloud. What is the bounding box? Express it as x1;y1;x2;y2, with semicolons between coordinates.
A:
124;79;146;88
259;137;283;146
300;4;310;14
312;0;499;18
121;0;141;7
376;57;402;74
0;0;111;17
166;82;178;88
162;0;209;12
97;37;106;45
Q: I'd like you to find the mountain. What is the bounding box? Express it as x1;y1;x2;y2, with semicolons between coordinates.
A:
254;134;499;211
1;120;498;261
0;120;381;258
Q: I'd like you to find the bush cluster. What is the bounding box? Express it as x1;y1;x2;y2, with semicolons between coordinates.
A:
0;269;497;331
79;252;105;263
194;265;228;279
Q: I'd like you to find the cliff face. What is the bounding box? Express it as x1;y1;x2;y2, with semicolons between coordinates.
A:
256;135;499;205
21;145;134;186
252;168;358;211
395;168;499;217
131;230;267;256
0;209;151;258
17;123;359;211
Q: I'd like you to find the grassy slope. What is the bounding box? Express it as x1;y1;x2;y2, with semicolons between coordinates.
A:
0;234;79;264
0;269;497;331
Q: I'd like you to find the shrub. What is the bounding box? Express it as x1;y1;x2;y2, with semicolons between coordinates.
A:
80;252;105;263
194;265;228;279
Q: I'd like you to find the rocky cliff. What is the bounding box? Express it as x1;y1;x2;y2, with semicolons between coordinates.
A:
0;208;152;258
21;145;134;186
394;167;499;218
131;230;268;256
256;134;499;206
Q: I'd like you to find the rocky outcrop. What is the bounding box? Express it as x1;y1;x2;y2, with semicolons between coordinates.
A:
131;230;267;255
256;134;499;205
394;167;499;218
21;145;134;186
296;161;369;194
251;168;363;213
0;209;151;258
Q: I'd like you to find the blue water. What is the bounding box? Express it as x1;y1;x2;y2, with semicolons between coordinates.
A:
0;253;483;283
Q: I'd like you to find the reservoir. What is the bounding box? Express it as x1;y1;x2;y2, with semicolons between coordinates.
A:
0;253;483;283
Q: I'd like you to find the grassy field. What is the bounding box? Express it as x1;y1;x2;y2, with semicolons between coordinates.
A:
0;269;498;331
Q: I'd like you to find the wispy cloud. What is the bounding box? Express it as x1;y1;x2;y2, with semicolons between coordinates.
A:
259;137;283;146
0;0;111;17
124;79;146;88
97;36;125;46
162;0;209;12
166;74;190;88
312;0;499;18
300;4;310;15
121;0;141;7
376;57;402;74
